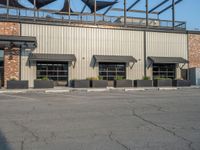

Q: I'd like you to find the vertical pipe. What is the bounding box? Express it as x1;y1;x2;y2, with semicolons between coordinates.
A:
68;0;71;24
146;0;149;28
124;0;127;27
94;0;96;25
172;0;175;29
19;24;22;81
6;0;9;19
187;33;190;80
144;31;147;77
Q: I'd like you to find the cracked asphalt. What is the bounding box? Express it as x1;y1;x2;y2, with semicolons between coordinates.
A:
0;89;200;150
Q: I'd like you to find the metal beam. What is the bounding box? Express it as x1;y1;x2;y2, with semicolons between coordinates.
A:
68;0;71;23
6;0;9;19
81;0;89;13
172;0;175;29
94;0;96;25
111;8;159;14
124;0;126;27
149;0;169;13
158;0;183;15
127;0;141;11
103;0;117;15
146;0;148;27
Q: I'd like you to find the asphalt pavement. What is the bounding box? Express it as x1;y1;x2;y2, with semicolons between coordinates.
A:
0;89;200;150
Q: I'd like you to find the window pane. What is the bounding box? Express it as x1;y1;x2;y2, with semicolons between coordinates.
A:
37;62;68;81
153;63;175;79
99;63;126;80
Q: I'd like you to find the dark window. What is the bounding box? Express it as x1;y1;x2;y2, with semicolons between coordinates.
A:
36;62;68;81
99;63;126;80
153;63;176;79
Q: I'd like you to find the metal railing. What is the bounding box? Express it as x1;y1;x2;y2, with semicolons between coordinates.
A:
0;6;186;30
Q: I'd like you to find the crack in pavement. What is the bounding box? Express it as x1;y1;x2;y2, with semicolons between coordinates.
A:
131;108;196;150
12;121;40;142
147;104;166;112
12;121;48;145
108;131;131;150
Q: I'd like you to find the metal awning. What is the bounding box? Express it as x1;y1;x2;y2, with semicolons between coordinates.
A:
93;55;137;68
148;56;189;64
29;53;76;63
0;35;37;49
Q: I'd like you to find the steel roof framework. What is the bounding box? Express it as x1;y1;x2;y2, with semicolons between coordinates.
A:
0;0;185;30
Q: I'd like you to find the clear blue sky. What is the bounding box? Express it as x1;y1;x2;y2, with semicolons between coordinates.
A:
8;0;200;30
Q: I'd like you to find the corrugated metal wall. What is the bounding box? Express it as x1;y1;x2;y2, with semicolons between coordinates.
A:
146;32;188;78
20;24;188;87
21;24;144;87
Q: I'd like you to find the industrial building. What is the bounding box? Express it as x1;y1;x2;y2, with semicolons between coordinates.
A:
0;0;200;87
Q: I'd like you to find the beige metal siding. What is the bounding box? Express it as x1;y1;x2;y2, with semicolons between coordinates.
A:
146;32;188;79
21;24;144;87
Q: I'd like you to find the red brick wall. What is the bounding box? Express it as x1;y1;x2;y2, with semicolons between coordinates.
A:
0;22;20;87
4;48;20;86
0;22;20;36
188;34;200;68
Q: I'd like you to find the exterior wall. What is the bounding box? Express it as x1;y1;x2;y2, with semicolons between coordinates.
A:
4;48;20;86
188;34;200;68
21;24;144;87
0;22;20;36
0;22;20;87
146;32;188;79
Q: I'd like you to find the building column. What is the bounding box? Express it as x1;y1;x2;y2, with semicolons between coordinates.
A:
4;47;20;87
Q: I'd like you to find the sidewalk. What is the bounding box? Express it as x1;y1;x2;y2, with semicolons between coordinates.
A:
0;86;200;94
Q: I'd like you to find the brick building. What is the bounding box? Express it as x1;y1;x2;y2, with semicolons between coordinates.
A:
0;1;200;88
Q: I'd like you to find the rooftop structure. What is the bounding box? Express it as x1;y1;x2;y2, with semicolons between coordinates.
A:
0;0;186;30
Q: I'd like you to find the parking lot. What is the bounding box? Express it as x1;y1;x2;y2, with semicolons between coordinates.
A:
0;89;200;150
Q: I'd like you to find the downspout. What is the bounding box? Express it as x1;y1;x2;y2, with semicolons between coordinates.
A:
19;23;22;80
187;33;190;80
144;31;147;77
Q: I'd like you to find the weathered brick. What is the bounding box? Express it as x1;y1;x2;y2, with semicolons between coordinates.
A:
188;34;200;68
0;22;20;36
0;22;20;87
4;48;20;86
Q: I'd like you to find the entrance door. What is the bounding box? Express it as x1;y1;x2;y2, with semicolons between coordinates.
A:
36;61;68;86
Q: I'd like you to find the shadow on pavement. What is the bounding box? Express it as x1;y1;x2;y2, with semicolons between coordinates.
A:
0;130;12;150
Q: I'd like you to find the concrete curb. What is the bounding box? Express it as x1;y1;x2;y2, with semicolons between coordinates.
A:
87;88;110;92
0;86;199;94
0;90;25;94
158;87;178;91
124;88;146;91
45;89;70;93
